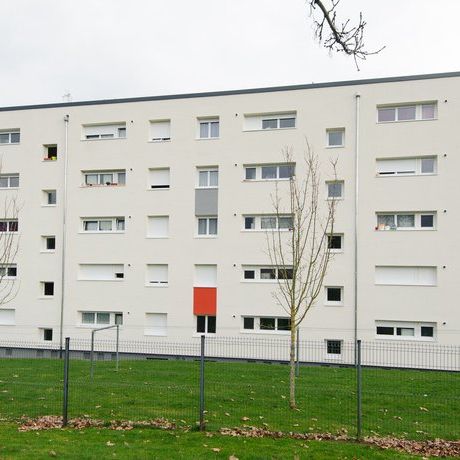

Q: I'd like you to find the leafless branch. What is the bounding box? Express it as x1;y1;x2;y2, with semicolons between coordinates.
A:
308;0;385;70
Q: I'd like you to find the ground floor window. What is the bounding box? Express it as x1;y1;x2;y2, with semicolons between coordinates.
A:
242;316;290;333
375;321;435;340
326;339;342;355
43;328;53;341
196;315;216;334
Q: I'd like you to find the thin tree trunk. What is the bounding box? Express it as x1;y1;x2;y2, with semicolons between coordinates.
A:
289;322;297;409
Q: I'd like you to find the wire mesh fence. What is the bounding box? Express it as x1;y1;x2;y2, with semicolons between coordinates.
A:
0;336;458;440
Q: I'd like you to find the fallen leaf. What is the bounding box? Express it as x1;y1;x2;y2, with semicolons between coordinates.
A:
211;448;221;452
106;441;115;447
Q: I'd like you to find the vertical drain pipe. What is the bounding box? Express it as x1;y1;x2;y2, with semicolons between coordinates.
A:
354;94;361;364
59;115;70;353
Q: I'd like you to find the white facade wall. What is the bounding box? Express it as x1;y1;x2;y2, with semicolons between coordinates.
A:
0;72;458;350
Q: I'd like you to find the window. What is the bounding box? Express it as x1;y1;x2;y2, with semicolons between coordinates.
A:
150;120;171;141
44;145;58;161
0;309;15;325
147;216;169;238
197;168;218;188
325;287;343;304
242;266;293;282
327;181;343;199
44;190;57;205
0;264;17;279
376;157;437;176
326;340;342;356
145;313;167;336
0;174;19;188
377;103;437;123
327;234;343;250
376;321;435;341
149;168;170;189
42;236;56;251
198;118;219;139
43;329;53;341
244;112;296;131
81;311;122;326
83;123;126;140
196;315;216;333
0;130;20;144
244;164;295;181
242;316;290;333
194;265;217;287
42;282;54;296
375;266;437;286
146;264;168;286
197;217;218;236
376;212;436;231
243;215;293;231
83;170;126;186
78;264;124;281
326;129;345;147
0;220;18;232
82;217;125;232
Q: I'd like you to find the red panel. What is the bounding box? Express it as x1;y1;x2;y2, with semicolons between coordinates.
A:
193;287;217;315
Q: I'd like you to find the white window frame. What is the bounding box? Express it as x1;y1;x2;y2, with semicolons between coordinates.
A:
376;156;437;177
261;115;296;130
80;311;123;327
149;168;170;190
376;212;436;231
326;181;344;199
197;217;218;237
325;286;343;306
83;170;126;187
43;190;57;206
41;235;56;252
377;102;437;123
198;118;220;139
195;315;217;334
241;316;291;334
149;119;171;142
242;266;293;283
327;234;343;252
0;219;18;233
326;128;345;148
81;217;125;233
0;131;20;145
243;164;295;181
0;174;19;189
375;321;436;341
197;168;219;188
0;264;17;280
41;281;55;297
82;123;127;140
242;215;293;231
146;264;169;287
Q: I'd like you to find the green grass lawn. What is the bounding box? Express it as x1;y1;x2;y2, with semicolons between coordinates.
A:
0;358;458;441
0;423;417;459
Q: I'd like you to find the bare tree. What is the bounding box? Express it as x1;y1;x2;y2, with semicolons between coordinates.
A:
267;144;337;409
0;177;20;307
308;0;385;69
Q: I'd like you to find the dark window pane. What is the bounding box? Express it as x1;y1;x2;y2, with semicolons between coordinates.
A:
260;317;275;330
328;235;342;249
397;106;416;121
10;133;20;143
8;221;18;232
44;329;53;341
262;119;277;129
376;326;394;335
207;316;216;333
421;215;434;228
278;268;293;279
245;168;256;180
210;122;219;138
244;270;255;279
327;287;341;302
244;217;255;230
9;176;19;187
7;266;17;277
46;237;56;250
277;318;291;331
260;268;276;280
278;165;294;179
327;340;342;354
421;326;434;337
243;317;254;330
261;166;277;179
279;117;295;128
378;108;396;122
44;282;54;296
115;313;123;325
196;315;206;333
0;222;7;232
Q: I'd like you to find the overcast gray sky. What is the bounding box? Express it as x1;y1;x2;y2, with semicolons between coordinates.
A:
1;0;459;106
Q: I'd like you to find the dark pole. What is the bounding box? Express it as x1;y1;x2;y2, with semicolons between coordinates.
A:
356;339;362;440
199;335;205;431
62;337;70;427
295;328;300;377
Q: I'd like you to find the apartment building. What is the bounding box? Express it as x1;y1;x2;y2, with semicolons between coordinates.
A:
0;71;458;356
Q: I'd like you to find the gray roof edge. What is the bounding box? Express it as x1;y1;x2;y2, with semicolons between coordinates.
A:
1;71;459;113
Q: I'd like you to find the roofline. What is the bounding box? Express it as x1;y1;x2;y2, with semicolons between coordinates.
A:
1;71;459;113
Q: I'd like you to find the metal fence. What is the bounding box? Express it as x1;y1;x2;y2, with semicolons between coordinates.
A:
0;336;458;441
